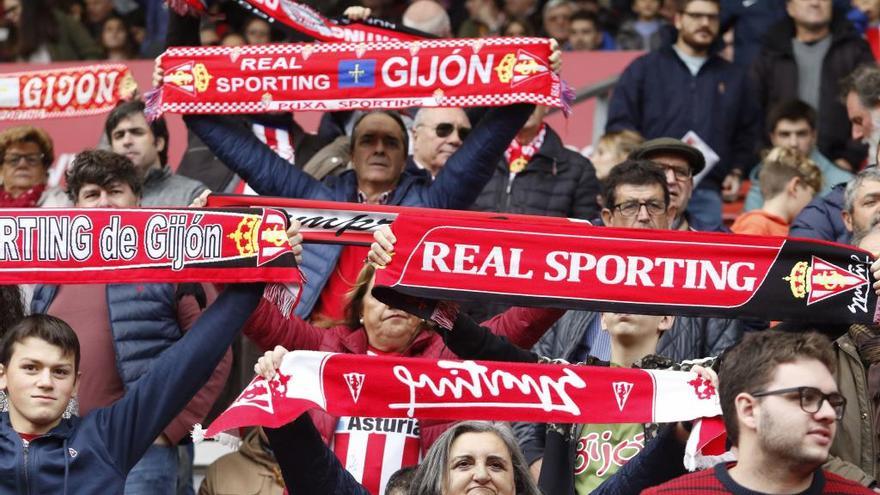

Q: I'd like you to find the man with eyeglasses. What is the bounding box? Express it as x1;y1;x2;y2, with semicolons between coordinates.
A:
643;331;873;494
629;137;717;232
607;0;761;232
518;160;742;478
410;108;472;178
751;0;874;174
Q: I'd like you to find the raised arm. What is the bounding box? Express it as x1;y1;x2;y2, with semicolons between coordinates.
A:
94;283;265;473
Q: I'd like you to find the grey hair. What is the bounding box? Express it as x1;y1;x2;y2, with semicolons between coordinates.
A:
543;0;573;16
840;65;880;109
844;167;880;214
408;421;542;495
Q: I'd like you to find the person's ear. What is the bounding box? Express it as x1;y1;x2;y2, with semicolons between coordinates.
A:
72;371;82;397
0;364;6;391
658;315;674;332
785;177;801;196
842;209;854;233
735;392;759;433
601;208;613;226
155;136;166;154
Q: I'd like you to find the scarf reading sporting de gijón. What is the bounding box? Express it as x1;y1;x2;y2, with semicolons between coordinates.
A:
146;38;569;119
0;208;300;285
203;350;722;438
0;64;137;121
166;0;426;43
207;196;880;324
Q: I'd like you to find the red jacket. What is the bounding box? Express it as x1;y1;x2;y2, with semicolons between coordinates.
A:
243;299;563;452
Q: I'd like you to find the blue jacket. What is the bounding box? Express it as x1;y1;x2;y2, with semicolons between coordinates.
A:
789;182;849;244
31;284;183;389
606;44;762;190
185;104;533;317
0;284;262;495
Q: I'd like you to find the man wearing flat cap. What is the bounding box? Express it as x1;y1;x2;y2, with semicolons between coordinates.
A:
629;137;721;232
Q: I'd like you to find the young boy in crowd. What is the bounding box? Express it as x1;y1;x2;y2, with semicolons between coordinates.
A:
732;147;821;236
0;289;263;493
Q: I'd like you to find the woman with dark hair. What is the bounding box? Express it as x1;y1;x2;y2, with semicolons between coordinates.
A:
0;0;102;62
100;14;137;60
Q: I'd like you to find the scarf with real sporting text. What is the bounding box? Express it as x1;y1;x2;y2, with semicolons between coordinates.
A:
0;64;137;121
206;196;880;324
0;207;300;285
146;38;570;119
166;0;426;43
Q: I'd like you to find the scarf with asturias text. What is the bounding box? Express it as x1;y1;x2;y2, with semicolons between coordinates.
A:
0;208;300;285
146;38;570;119
0;64;137;121
206;196;880;324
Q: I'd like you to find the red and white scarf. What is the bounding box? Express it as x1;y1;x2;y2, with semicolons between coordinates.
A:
505;123;546;174
0;208;299;285
166;0;426;43
0;64;137;120
206;196;880;325
147;39;570;119
205;351;722;436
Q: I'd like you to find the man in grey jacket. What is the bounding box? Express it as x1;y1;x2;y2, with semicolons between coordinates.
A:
105;100;207;207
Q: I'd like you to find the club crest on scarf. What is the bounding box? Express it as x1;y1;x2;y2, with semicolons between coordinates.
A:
227;210;291;266
163;61;212;96
612;382;634;411
785;255;869;306
344;372;366;403
688;376;716;400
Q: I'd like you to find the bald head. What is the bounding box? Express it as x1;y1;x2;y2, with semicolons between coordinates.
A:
403;0;452;37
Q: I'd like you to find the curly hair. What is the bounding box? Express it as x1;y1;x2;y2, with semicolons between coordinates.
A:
0;126;54;168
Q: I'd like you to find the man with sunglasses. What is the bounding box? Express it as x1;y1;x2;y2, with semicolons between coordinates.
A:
643;331;872;494
410;108;472;178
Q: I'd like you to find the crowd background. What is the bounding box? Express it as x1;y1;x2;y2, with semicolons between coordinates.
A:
3;0;880;494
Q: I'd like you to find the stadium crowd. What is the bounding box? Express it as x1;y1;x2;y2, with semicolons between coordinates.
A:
5;0;880;494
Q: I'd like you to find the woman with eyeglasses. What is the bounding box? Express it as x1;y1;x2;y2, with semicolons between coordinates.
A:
0;126;69;209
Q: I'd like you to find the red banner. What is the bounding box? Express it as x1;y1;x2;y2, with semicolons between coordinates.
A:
372;213;878;324
206;351;722;437
149;38;565;117
0;208;300;284
0;64;136;120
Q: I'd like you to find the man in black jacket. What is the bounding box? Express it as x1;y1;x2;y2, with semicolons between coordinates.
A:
470;105;600;221
750;0;875;171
